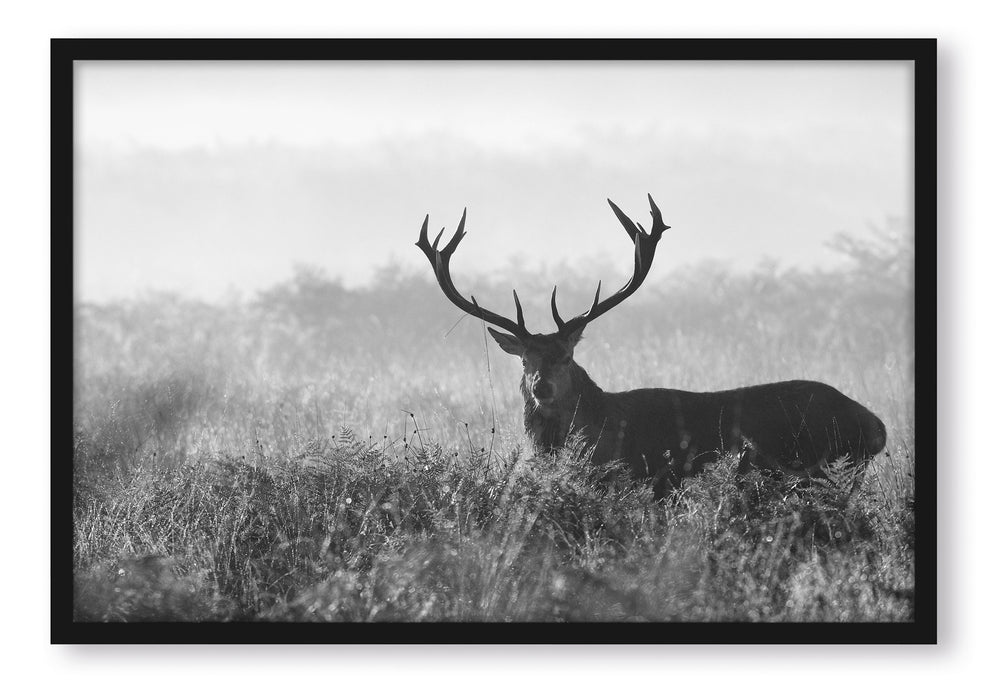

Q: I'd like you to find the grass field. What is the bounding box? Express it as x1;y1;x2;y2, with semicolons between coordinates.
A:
72;227;915;622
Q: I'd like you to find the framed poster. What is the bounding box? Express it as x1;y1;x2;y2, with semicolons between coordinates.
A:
54;38;934;643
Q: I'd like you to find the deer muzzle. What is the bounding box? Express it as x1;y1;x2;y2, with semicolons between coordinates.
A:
532;377;554;402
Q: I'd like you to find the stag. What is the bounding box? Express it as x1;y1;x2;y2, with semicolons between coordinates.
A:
416;195;887;496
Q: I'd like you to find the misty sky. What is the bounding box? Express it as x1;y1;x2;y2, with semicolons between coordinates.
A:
75;61;913;303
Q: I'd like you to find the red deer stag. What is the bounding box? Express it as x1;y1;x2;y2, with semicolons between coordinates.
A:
416;195;887;496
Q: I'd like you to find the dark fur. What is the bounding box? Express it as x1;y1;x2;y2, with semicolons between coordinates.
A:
524;360;887;496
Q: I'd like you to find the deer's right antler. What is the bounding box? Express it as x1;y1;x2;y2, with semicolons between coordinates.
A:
416;209;531;339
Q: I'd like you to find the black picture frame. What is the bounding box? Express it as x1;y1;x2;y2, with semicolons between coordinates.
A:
53;38;936;644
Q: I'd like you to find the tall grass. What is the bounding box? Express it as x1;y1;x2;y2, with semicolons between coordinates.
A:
72;225;914;621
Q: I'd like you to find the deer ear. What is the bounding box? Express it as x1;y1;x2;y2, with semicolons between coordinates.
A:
487;328;526;356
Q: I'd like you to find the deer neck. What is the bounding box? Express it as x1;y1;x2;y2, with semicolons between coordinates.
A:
522;361;604;450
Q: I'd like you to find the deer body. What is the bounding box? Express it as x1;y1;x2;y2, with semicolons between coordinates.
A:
521;361;885;494
417;195;886;497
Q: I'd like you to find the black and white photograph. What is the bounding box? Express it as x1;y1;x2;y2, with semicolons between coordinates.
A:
56;40;932;642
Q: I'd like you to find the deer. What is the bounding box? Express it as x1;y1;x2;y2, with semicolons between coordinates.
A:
416;194;887;497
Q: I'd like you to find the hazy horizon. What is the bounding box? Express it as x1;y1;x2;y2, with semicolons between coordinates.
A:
75;61;913;303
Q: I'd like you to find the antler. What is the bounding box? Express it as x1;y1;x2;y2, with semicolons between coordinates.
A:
416;208;531;338
551;194;670;336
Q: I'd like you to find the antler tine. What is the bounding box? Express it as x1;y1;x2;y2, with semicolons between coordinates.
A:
416;209;531;338
647;192;670;237
550;286;563;329
416;215;445;270
512;289;526;329
552;281;602;332
417;215;433;255
555;195;668;336
607;198;641;243
441;208;468;256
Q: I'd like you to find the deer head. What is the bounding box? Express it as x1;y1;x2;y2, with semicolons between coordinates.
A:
416;195;669;411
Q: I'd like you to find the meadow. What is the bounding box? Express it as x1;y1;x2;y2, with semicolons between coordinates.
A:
72;226;915;622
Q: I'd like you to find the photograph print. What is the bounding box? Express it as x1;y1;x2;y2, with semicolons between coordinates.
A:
58;40;933;642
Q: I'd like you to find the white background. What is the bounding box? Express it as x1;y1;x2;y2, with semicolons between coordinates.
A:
2;1;972;697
